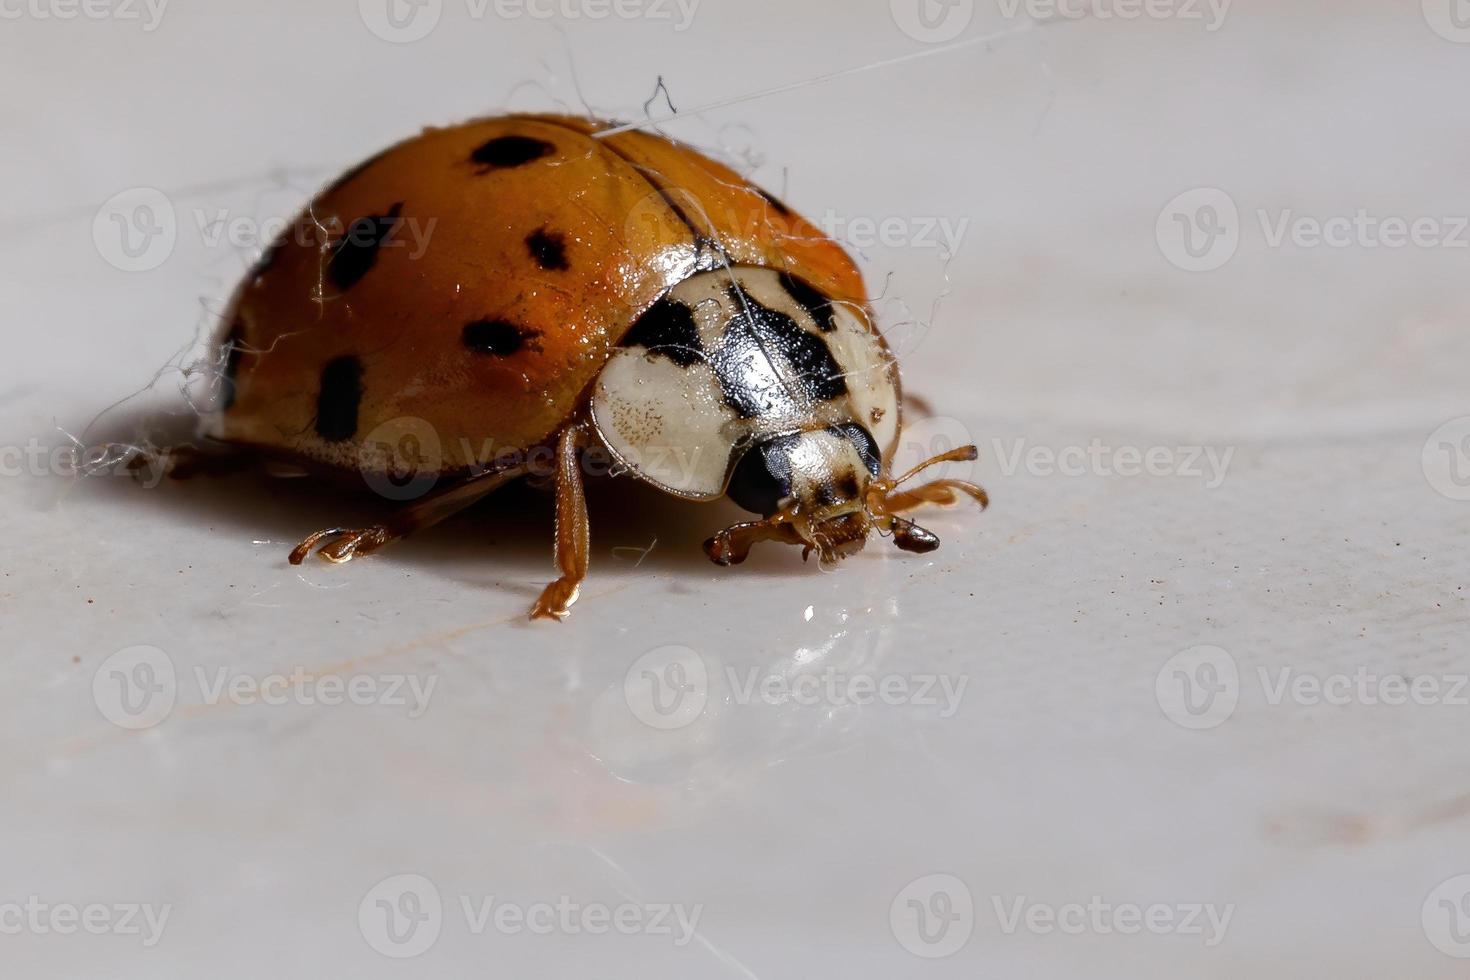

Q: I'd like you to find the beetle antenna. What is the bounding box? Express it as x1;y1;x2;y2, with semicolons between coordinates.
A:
892;444;979;487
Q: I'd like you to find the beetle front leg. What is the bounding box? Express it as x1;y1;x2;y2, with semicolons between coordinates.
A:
704;518;805;566
530;424;591;621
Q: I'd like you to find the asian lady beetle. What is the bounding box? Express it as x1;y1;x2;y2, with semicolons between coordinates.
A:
204;114;987;620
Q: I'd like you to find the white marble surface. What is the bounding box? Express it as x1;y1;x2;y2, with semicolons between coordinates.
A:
3;0;1470;976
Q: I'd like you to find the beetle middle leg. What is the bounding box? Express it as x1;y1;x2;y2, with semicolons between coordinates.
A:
529;424;591;622
289;462;528;565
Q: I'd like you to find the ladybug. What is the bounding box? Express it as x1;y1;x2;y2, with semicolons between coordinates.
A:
203;114;987;620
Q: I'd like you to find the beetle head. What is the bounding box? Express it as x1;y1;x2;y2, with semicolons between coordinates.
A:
707;429;985;566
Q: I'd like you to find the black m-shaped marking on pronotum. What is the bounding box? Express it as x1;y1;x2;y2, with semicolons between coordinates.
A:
712;286;847;419
623;298;703;368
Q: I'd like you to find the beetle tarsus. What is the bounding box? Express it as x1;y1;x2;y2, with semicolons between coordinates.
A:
703;534;744;566
288;525;392;565
529;581;579;621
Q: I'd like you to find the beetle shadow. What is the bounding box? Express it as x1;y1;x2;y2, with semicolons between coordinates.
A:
77;407;818;590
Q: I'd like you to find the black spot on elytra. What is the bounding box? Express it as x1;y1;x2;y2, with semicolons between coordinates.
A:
471;135;555;171
315;356;363;442
780;272;837;333
525;228;569;271
462;319;539;356
756;186;793;217
220;321;245;410
623;298;703;368
327;203;403;291
714;285;847;417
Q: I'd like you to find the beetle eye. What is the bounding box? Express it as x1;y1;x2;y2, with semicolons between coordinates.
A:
827;422;881;477
727;434;797;517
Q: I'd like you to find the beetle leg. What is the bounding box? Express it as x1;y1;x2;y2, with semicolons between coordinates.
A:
288;463;528;565
704;519;805;566
877;478;989;516
530;425;590;622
